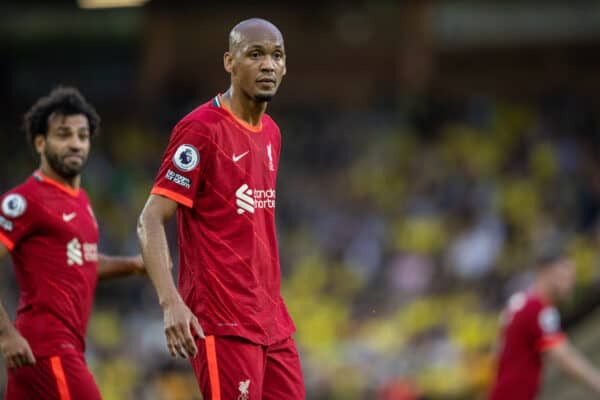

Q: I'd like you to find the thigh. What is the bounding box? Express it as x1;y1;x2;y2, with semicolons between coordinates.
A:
263;337;305;400
6;354;100;400
6;357;58;400
58;354;102;400
190;335;265;400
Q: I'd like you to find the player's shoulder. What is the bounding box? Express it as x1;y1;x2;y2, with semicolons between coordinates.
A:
261;112;276;125
262;112;279;130
1;174;40;198
506;292;528;314
77;187;92;202
505;291;541;316
261;113;281;143
526;293;550;312
0;174;39;217
176;98;225;133
511;292;554;324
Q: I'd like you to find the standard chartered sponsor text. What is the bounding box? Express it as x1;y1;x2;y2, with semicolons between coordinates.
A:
253;188;276;209
236;184;276;214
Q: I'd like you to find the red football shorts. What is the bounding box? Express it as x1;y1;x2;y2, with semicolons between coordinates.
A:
5;353;101;400
191;335;305;400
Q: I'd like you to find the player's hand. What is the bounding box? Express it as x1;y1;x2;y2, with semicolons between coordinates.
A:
130;255;147;276
0;328;36;369
162;298;205;359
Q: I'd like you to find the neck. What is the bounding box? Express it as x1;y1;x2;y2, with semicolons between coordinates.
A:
221;87;267;127
532;278;554;304
39;163;80;190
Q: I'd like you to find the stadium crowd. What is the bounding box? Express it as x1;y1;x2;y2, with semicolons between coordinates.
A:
1;89;600;399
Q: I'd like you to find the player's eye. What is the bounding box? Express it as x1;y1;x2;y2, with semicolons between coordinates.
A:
273;52;283;60
250;51;261;59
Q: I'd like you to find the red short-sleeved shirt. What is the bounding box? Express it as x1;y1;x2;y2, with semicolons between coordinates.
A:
151;95;295;345
489;291;566;400
0;171;99;357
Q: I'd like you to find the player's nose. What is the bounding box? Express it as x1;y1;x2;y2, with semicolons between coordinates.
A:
68;136;86;151
260;56;276;71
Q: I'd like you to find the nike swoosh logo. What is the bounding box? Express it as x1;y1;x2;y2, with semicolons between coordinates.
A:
62;212;77;222
232;151;249;162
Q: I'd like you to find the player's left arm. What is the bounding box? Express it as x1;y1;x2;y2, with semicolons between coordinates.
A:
97;254;145;280
546;340;600;394
535;304;600;394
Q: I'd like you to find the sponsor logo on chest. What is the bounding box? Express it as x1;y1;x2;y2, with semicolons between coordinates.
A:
231;142;276;170
235;184;276;215
66;238;98;266
232;151;249;163
62;212;77;222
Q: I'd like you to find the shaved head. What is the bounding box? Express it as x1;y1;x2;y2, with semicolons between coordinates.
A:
229;18;284;53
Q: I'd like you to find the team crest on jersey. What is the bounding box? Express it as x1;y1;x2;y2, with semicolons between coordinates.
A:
173;144;199;172
267;143;275;171
1;194;26;218
237;379;250;400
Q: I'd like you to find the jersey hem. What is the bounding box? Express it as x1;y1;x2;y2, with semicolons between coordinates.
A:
35;350;84;360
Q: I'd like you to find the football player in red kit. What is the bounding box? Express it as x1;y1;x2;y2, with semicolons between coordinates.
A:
0;87;144;399
489;241;600;399
138;18;305;400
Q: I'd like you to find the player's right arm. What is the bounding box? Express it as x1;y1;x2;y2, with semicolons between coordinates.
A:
0;242;35;368
137;194;204;359
546;340;600;394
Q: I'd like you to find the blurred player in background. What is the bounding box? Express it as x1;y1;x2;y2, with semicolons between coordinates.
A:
489;239;600;399
138;18;305;399
0;87;144;399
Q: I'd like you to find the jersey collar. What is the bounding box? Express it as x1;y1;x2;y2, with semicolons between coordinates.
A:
529;288;553;306
33;170;80;197
213;94;263;133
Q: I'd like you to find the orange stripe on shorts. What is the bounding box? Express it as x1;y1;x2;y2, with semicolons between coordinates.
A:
50;356;72;400
205;336;221;400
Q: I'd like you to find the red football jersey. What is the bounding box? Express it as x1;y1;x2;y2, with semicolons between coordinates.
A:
0;171;99;357
151;95;295;345
489;291;566;400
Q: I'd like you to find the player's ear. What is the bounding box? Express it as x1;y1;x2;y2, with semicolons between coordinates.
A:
224;52;233;73
280;50;287;77
33;134;45;156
